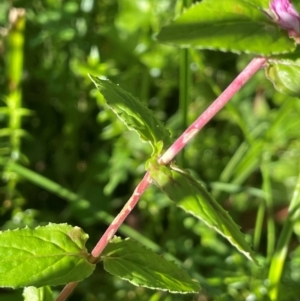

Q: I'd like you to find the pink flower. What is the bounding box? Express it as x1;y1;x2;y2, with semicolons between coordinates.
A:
270;0;300;35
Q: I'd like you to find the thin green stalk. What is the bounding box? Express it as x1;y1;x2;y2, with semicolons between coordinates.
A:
178;0;192;166
262;152;275;261
268;168;300;300
179;48;189;135
220;141;249;183
4;8;26;200
253;201;265;252
253;153;275;258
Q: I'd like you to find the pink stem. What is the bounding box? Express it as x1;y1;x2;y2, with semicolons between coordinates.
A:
91;172;152;258
55;282;78;301
55;173;152;301
159;57;267;165
55;56;266;301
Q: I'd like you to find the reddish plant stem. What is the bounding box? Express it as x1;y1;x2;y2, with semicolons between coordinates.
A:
159;57;267;165
56;282;78;301
91;172;152;258
55;172;152;301
55;56;266;301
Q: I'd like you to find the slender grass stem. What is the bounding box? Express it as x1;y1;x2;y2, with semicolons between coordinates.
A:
253;153;275;258
262;153;275;261
253;201;265;252
179;48;189;166
268;169;300;300
178;0;192;166
5;8;26;200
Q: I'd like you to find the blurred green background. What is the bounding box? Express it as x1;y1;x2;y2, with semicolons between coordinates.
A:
1;0;300;300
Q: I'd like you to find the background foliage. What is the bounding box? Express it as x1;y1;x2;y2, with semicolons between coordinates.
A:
1;0;300;300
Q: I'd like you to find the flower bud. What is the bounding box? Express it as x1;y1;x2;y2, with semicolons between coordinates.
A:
270;0;300;36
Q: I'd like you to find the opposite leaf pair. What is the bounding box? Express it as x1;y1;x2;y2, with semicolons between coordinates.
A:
0;224;200;293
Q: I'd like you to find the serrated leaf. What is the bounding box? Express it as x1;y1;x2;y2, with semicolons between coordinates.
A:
90;76;171;154
101;237;200;293
23;286;53;301
0;223;95;288
157;0;296;55
148;162;256;262
265;48;300;97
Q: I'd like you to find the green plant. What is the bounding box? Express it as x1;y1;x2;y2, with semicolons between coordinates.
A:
1;0;300;301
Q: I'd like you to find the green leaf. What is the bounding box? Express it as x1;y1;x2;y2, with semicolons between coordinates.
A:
157;0;296;55
90;75;172;154
265;48;300;97
148;162;256;262
0;107;34;116
0;223;95;288
23;286;53;301
101;237;200;293
0;128;27;138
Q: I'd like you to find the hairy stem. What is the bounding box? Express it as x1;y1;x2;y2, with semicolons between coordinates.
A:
90;172;152;259
159;57;267;164
55;173;152;301
56;56;266;301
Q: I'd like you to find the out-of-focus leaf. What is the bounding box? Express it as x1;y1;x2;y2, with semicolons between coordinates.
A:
101;237;200;293
0;224;95;288
148;162;256;262
23;286;53;301
265;48;300;97
157;0;296;55
0;128;27;137
90;76;172;154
